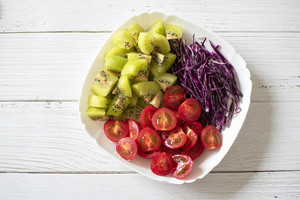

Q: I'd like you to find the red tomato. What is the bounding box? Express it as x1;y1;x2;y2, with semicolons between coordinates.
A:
181;125;198;151
116;137;138;161
172;154;193;179
201;125;222;149
126;119;142;141
140;106;158;128
164;85;186;109
182;139;204;160
137;127;161;152
163;126;187;149
104;120;128;142
151;152;173;176
152;108;177;131
172;110;185;126
178;98;202;122
184;121;203;135
161;146;181;157
138;149;161;159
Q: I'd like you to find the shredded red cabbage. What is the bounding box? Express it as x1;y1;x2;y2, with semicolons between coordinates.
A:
169;36;243;131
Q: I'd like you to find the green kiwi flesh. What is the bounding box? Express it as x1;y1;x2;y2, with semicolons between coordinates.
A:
121;59;149;81
106;94;131;117
148;19;165;36
149;91;164;108
138;32;155;54
153;72;177;92
123;106;143;122
126;24;144;43
165;24;182;39
129;92;138;106
127;52;152;64
117;76;132;97
104;56;128;76
150;52;176;77
112;30;137;49
152;33;170;54
86;107;106;120
105;46;132;61
152;51;166;66
91;71;119;96
88;95;109;108
132;81;161;102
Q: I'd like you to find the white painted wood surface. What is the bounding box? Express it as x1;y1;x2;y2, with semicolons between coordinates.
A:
0;0;300;199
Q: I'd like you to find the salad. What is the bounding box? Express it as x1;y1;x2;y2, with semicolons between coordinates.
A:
86;19;242;180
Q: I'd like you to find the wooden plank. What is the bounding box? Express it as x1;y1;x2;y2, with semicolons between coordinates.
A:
0;172;299;199
0;32;299;101
0;101;299;173
1;0;300;32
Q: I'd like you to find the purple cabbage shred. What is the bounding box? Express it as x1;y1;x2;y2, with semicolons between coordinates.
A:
169;35;243;131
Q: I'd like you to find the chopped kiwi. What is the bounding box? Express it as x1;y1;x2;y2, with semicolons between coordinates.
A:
123;106;143;122
132;81;161;102
111;84;120;95
91;71;119;96
112;30;137;49
86;106;106;120
88;95;109;108
152;33;170;54
148;19;165;36
138;32;155;54
104;56;128;76
106;94;131;117
127;24;144;43
105;46;133;61
137;97;151;108
153;72;177;92
149;91;164;108
150;52;176;77
152;51;166;66
127;52;152;64
117;76;132;97
121;59;149;81
129;92;138;106
165;24;182;39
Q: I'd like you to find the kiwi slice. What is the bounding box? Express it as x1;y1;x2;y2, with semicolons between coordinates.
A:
127;52;152;64
91;71;119;96
138;32;155;54
149;91;164;108
152;33;170;54
121;59;149;81
129;92;138;106
117;75;132;97
127;24;144;43
88;95;109;108
112;30;137;49
106;94;131;117
132;81;161;102
104;56;128;76
123;106;143;122
111;84;120;95
137;97;151;108
153;72;177;92
150;52;176;77
105;46;132;61
86;106;106;120
148;19;165;36
165;24;182;39
152;51;166;66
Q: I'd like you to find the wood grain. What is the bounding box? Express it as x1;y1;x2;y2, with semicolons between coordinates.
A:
1;0;300;32
0;101;299;172
0;172;299;199
1;32;299;101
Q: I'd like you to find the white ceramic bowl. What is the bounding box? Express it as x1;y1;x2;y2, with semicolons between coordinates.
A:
79;12;252;184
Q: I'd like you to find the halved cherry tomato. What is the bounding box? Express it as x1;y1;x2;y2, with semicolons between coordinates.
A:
126;119;142;141
116;137;137;161
178;98;202;122
172;110;185;126
163;126;187;149
151;152;173;176
181;125;198;151
152;108;177;131
140;106;158;128
137;127;161;152
164;85;186;109
184;121;203;135
201;125;222;149
104;120;128;142
182;139;204;160
161;146;181;156
138;149;161;159
172;154;193;179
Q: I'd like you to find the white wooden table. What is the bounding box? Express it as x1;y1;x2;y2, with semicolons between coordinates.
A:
1;0;300;199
